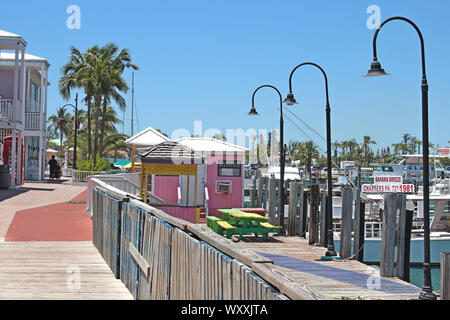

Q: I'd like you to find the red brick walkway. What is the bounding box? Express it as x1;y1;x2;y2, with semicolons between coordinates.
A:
6;189;92;241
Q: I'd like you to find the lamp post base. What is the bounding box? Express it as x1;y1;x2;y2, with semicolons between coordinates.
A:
320;255;341;261
322;229;338;259
418;289;437;300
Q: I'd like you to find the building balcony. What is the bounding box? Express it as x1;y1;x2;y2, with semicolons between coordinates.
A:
24;112;42;130
0;98;17;123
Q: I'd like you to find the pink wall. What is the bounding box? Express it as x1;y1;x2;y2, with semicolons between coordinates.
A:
206;154;244;217
150;153;245;220
153;175;179;203
152;205;197;223
0;69;24;99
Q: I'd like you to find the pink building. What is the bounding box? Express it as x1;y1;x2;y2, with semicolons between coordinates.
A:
137;137;247;223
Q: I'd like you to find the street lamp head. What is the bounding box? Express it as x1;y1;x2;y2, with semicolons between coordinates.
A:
364;59;391;77
283;92;298;106
247;106;259;116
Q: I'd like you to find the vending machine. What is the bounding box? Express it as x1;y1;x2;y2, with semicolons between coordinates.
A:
2;136;24;185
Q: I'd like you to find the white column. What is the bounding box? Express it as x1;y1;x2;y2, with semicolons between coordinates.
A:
41;68;48;181
16;48;25;184
10;43;20;186
38;136;43;181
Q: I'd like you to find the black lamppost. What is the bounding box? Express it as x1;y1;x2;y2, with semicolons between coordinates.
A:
62;93;79;170
364;16;436;300
248;85;286;230
284;62;338;258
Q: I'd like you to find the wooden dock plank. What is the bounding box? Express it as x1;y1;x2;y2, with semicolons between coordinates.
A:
237;236;421;300
0;241;133;300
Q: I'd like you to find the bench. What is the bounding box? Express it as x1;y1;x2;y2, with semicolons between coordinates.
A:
260;222;282;229
259;222;282;239
216;221;237;238
206;216;222;232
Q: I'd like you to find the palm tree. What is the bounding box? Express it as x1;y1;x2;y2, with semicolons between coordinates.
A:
48;107;72;156
102;133;129;161
332;141;342;162
86;43;138;160
362;136;376;166
59;46;100;160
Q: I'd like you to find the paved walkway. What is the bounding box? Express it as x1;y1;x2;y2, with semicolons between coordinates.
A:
6;189;92;241
0;179;87;240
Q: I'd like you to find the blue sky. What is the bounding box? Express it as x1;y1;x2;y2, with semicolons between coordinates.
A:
2;0;449;154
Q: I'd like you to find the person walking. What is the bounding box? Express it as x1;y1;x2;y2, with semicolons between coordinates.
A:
48;156;58;181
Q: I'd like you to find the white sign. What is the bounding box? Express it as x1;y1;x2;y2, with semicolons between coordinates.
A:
362;184;415;193
373;175;403;186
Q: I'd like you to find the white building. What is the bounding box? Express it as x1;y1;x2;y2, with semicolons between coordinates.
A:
0;30;49;186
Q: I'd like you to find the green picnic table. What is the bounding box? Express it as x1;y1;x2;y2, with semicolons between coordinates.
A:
212;209;282;241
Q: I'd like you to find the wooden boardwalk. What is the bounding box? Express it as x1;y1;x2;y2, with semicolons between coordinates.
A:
0;241;133;300
237;236;421;300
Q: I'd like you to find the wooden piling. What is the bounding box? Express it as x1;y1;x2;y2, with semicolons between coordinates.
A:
268;179;277;225
381;193;398;277
288;182;299;236
263;176;269;210
308;185;320;245
441;252;450;300
298;186;307;238
257;177;264;208
353;199;365;262
396;195;412;282
319;187;327;247
340;186;353;259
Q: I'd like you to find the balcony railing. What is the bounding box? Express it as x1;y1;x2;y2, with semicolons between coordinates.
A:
0;98;15;122
25;112;41;130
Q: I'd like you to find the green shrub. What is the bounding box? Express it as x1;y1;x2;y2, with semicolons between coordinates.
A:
76;156;112;171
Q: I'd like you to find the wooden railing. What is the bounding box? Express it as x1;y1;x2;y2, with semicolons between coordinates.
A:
0;98;15;122
25;112;41;130
86;174;166;214
89;180;311;300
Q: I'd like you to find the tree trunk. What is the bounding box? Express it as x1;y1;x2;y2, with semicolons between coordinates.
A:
60;131;63;159
98;97;108;159
93;96;101;165
87;98;92;160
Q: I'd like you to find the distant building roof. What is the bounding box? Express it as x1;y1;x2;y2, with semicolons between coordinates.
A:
0;52;49;67
176;137;248;153
125;127;170;147
0;29;27;46
139;141;203;164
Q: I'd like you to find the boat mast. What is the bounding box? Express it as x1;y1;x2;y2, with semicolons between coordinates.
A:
131;71;134;137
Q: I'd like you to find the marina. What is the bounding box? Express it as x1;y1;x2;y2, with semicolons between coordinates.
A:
0;1;448;303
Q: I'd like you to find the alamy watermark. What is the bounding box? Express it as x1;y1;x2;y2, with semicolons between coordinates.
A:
366;5;381;30
164;120;280;166
66;5;81;30
66;265;81;291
